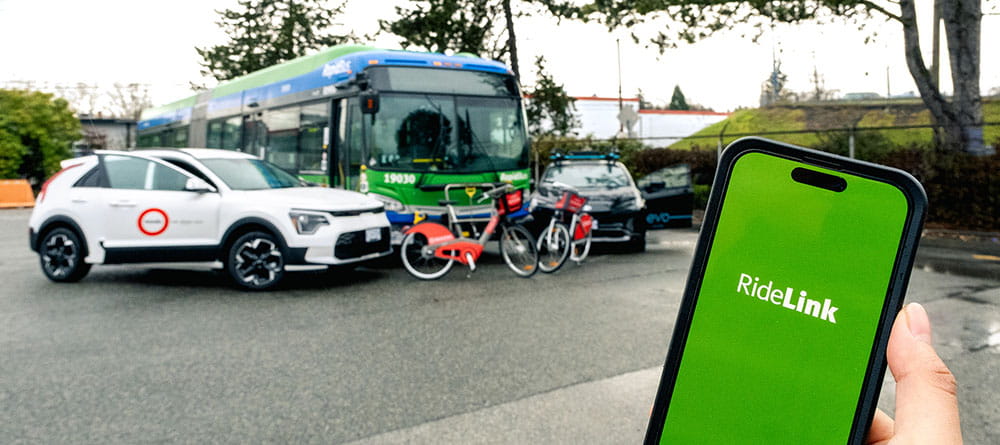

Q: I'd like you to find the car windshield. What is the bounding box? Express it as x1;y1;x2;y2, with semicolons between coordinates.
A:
543;163;632;190
637;164;692;189
199;158;302;190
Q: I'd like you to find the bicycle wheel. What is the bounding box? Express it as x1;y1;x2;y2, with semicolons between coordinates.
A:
570;222;593;264
536;223;571;273
400;232;454;280
499;225;539;278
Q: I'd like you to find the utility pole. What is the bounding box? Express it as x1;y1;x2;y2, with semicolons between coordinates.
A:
930;0;942;87
502;0;519;81
886;66;891;102
617;38;623;134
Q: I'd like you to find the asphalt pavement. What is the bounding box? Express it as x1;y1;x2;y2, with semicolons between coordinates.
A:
2;208;998;444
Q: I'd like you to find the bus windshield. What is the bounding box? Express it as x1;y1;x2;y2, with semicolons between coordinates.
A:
366;94;529;173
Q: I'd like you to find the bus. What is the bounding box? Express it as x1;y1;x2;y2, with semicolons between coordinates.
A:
138;44;531;243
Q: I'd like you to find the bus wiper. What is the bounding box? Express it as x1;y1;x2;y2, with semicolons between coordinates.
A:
415;95;449;190
462;108;501;183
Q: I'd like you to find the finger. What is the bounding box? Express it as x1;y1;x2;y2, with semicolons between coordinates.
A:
865;409;894;445
886;303;963;444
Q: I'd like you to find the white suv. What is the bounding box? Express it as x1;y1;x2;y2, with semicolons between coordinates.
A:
28;149;392;290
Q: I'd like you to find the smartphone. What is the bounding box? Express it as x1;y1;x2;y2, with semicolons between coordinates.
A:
645;137;926;444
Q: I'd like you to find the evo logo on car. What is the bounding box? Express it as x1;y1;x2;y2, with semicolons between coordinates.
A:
736;273;839;324
138;208;169;236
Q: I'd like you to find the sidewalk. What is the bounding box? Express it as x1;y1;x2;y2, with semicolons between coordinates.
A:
345;368;660;445
916;230;1000;280
691;211;1000;281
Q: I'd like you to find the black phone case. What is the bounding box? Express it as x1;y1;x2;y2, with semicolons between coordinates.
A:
643;137;928;445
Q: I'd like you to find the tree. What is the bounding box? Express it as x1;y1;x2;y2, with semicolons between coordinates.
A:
0;90;79;184
109;83;153;121
669;85;690;110
379;0;508;61
566;0;988;152
809;65;837;102
380;0;572;80
760;57;792;106
196;0;351;82
524;56;579;137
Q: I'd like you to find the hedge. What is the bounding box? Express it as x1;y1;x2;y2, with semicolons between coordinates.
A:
534;136;999;231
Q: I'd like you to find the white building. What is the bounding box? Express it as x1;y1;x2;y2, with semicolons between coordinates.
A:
557;96;730;148
636;108;731;148
76;116;137;152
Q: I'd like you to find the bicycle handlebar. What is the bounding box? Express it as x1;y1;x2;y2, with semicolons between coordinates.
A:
442;182;513;203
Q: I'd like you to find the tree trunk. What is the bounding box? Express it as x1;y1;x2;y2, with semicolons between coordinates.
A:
502;0;520;80
943;0;985;153
899;0;983;153
900;0;957;149
899;0;984;152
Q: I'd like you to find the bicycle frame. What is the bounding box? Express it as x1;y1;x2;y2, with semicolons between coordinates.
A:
541;189;593;264
404;183;511;272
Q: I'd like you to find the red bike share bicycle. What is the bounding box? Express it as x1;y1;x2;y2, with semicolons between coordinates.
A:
400;183;540;280
536;183;594;273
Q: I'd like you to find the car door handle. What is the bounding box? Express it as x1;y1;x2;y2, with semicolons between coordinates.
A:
109;200;136;208
71;198;87;204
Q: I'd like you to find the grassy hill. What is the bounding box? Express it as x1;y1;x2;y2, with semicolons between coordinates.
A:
669;99;1000;150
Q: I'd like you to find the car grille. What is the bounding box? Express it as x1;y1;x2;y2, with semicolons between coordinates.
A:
334;227;391;260
328;206;385;218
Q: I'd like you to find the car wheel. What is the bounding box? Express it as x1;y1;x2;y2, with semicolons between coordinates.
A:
38;227;91;282
627;232;646;253
226;231;285;290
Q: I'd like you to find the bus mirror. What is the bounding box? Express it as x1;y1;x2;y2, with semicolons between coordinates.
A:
360;91;380;115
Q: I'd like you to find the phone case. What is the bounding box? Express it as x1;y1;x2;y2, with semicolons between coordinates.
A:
644;137;927;444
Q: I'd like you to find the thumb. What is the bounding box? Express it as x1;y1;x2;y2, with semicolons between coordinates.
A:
886;302;962;444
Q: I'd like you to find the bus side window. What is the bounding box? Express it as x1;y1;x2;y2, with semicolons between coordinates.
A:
174;126;189;148
346;98;364;191
223;116;241;150
300;102;328;180
331;99;347;188
207;121;222;148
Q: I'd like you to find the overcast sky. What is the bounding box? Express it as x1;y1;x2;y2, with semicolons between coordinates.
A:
0;0;996;112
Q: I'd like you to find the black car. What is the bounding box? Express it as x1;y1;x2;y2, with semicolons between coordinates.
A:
530;153;647;252
636;164;695;229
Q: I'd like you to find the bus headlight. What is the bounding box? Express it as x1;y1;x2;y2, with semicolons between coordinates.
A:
289;211;329;235
370;194;405;212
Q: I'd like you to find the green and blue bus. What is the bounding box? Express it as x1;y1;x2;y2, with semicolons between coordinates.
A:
138;44;531;242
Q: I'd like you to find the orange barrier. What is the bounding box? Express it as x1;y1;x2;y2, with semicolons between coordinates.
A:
0;179;35;208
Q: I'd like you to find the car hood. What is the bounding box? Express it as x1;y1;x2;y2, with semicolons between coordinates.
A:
534;186;641;213
233;187;383;211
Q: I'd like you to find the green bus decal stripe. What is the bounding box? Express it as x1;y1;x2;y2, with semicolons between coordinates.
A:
211;45;376;99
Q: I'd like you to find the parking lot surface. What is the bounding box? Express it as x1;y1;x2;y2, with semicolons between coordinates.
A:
2;208;997;444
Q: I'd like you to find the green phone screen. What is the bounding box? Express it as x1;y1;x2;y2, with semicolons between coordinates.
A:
658;152;909;443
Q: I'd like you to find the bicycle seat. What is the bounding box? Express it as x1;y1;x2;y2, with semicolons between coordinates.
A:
438;199;458;206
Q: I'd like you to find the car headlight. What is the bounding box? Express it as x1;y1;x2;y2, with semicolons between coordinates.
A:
289;211;329;235
369;194;405;212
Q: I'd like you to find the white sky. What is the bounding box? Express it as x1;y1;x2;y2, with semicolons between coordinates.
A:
0;0;996;112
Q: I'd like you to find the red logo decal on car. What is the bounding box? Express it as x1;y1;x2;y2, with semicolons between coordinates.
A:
138;208;169;236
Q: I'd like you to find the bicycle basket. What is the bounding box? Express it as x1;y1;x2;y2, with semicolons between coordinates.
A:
556;191;588;214
496;188;524;216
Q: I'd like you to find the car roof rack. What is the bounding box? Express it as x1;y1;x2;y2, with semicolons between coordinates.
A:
550;151;620;163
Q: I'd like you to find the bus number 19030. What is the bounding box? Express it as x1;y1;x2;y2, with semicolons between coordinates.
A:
385;173;417;184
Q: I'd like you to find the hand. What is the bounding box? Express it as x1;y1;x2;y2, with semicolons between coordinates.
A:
867;303;963;444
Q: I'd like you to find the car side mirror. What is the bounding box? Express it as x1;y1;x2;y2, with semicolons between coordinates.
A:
185;177;217;193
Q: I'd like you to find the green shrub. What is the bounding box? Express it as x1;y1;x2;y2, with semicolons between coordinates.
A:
532;136;998;230
693;184;711;209
878;149;999;231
